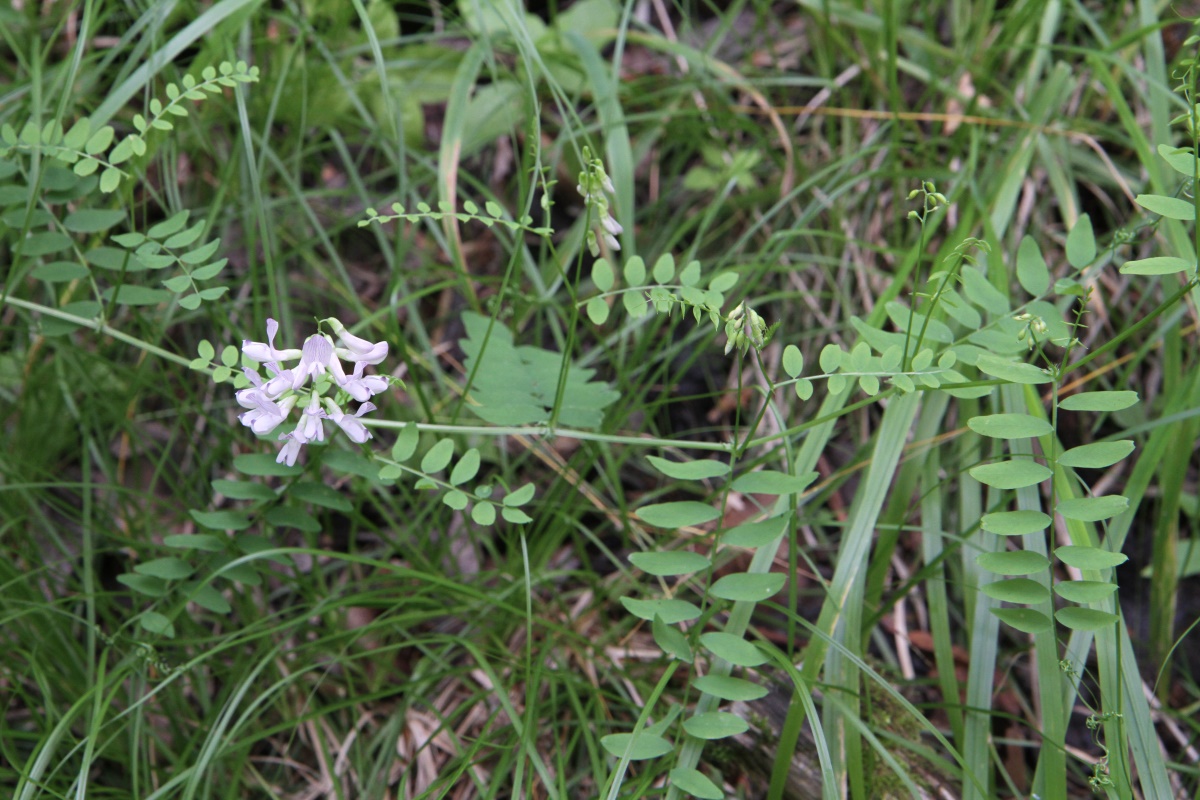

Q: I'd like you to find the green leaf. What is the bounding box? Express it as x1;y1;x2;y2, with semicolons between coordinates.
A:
178;294;202;311
392;424;419;462
265;506;322;533
980;578;1050;604
471;501;497;525
234;453;301;476
981;510;1052;536
1055;607;1118;631
63;208;125;233
116;573;168;597
623;291;648;317
599;733;672;760
637;501;718;528
164;221;205;249
969;460;1052;490
1055;495;1128;522
968;413;1053;439
503;483;536;506
859;374;880;395
1120;256;1191;276
683;712;748;740
620;597;701;623
442;490;469;510
134;557;195;580
1134;194;1195;221
1055;545;1127;570
652;615;693;662
586;297;610;324
180;237;221;265
99;168;122;193
285;482;351;512
189;584;231;614
421;439;455;473
450;448;481;485
162;275;193;293
699;631;768;667
722;516;789;548
795;378;814;399
1016;236;1050;296
1059;391;1138;411
652;252;675;283
692;674;768;702
669;767;723;800
148;211;189;239
679;260;701;287
976;354;1052;384
321;451;379;480
189;509;252;531
31;261;90;282
709;271;738;292
976;550;1051;576
21;232;72;257
624;255;646;285
782;344;804;378
138;611;175;638
1065;213;1097;267
646;456;729;480
592;257;614;291
709;572;786;602
1054;580;1117;603
819;344;843;373
163;534;226;551
629;551;711;576
991;607;1053;633
731;470;817;495
102;285;173;306
1057;440;1135;469
501;507;533;524
1157;143;1197;175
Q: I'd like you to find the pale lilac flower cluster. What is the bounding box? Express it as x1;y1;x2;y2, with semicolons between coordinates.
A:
235;317;390;466
577;146;622;256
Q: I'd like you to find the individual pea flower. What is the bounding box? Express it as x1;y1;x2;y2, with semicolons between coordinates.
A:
235;317;394;465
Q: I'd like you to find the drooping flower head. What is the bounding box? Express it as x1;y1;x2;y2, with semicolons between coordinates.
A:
235;318;393;465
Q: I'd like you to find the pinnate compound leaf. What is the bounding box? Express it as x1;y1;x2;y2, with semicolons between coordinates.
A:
693;674;768;701
652;615;693;662
992;607;1053;633
1054;580;1118;603
1057;440;1135;469
980;578;1050;604
1059;391;1138;411
647;455;729;480
709;572;786;602
1120;256;1191;275
683;712;748;740
1056;495;1128;522
620;597;701;623
731;470;817;495
976;550;1050;576
968;413;1052;439
981;510;1052;536
629;551;711;576
600;733;673;760
638;501;718;528
669;767;723;800
1016;236;1050;296
700;631;768;667
1134;194;1195;221
1055;545;1127;570
1055;607;1118;631
969;460;1052;490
